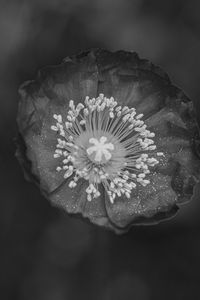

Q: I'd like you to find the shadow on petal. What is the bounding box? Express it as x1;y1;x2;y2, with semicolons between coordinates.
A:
49;178;117;231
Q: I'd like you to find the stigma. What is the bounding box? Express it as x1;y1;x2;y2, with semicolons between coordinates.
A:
51;94;164;203
87;136;114;162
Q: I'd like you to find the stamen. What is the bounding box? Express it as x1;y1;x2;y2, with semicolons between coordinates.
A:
51;94;164;203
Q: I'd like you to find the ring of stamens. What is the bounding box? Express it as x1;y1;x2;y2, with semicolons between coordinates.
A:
51;94;164;203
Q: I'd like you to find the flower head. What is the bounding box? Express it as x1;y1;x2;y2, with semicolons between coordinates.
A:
16;49;200;233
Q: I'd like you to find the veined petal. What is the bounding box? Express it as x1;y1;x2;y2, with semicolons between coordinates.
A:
95;49;170;115
105;172;178;229
17;53;98;193
48;178;118;231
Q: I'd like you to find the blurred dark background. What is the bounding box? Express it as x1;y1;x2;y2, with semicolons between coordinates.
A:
1;0;200;299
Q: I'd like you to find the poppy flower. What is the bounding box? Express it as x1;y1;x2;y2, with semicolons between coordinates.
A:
16;49;200;233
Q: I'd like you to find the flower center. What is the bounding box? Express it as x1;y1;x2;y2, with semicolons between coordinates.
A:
87;136;114;163
51;94;164;203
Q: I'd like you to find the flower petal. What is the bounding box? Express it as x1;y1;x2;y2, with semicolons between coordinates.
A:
95;49;170;115
105;172;178;229
17;52;99;193
48;178;119;231
144;89;200;202
104;83;200;229
37;51;98;105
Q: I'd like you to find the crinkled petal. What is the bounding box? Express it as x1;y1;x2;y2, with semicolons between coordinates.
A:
17;54;118;229
144;89;200;202
104;80;200;230
95;49;170;115
48;179;119;232
17;53;98;193
105;172;178;229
